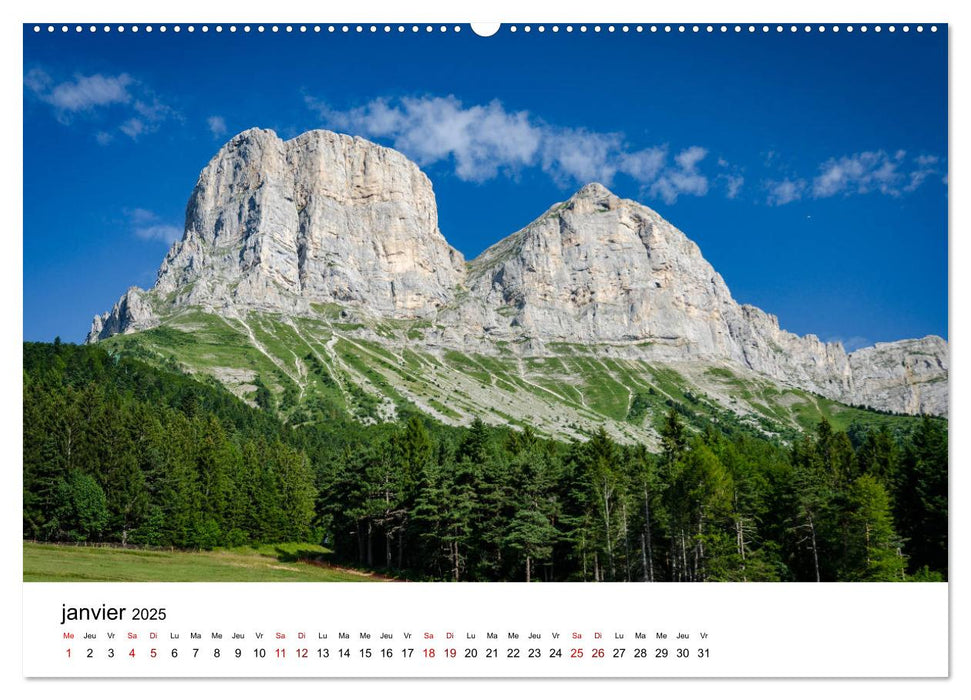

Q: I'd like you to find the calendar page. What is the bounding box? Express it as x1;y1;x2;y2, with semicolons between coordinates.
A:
20;9;951;684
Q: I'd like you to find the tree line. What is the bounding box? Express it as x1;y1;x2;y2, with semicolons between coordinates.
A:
23;341;947;581
23;340;315;548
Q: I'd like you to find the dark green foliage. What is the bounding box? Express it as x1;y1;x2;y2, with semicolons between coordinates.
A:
52;470;108;541
23;342;947;581
895;417;948;577
626;391;652;424
23;342;316;548
844;475;906;581
305;406;945;582
252;376;274;411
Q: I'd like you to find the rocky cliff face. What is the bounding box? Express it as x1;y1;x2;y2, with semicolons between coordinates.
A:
457;182;741;352
90;128;464;341
848;336;948;415
451;183;947;415
89;128;948;417
88;286;157;340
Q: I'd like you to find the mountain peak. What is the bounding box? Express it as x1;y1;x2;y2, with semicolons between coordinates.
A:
88;132;947;418
145;124;465;322
221;128;416;166
571;182;616;201
222;126;280;148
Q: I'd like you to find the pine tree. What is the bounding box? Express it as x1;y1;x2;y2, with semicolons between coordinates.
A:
682;439;733;581
504;432;560;581
52;470;108;541
505;506;558;582
584;428;621;580
194;414;236;544
661;407;688;464
273;440;317;541
629;444;662;581
845;475;906;581
789;433;834;581
896;417;947;576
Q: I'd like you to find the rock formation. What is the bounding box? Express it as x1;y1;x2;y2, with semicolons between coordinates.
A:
95;128;465;333
88;128;948;417
453;182;947;414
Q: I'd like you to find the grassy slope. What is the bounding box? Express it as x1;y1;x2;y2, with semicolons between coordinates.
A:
102;307;932;446
23;542;387;582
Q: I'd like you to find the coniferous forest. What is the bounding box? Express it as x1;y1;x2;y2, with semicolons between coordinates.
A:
23;341;948;582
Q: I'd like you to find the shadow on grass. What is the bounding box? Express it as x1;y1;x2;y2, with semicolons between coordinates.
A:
269;547;404;581
273;546;333;565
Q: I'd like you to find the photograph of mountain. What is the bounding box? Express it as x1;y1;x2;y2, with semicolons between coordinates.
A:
23;24;947;582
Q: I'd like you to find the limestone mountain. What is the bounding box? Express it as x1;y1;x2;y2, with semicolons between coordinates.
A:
449;182;946;416
90;128;464;340
89;128;947;444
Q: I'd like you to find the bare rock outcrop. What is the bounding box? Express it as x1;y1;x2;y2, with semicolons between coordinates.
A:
88;130;948;417
89;128;464;342
455;183;946;415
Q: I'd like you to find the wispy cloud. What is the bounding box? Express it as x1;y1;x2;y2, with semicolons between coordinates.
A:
307;94;709;202
650;146;709;205
539;128;625;185
120;118;145;139
812;150;938;199
310;95;541;181
618;147;666;184
827;335;871;352
307;93;943;209
723;175;744;199
906;154;941;192
716;158;745;199
25;67;177;143
761;150;944;205
127;208;181;244
25;69;132;114
207;115;228;138
765;178;807;206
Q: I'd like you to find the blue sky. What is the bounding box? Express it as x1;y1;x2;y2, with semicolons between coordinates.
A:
23;25;947;348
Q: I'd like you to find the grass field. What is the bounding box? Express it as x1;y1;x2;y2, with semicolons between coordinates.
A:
23;542;390;582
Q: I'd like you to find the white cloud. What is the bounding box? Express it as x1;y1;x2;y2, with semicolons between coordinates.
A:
23;68;51;95
119;118;145;140
307;94;944;208
618;147;666;183
25;67;176;142
135;224;182;244
676;146;707;170
129;208;157;224
765;178;806;206
905;154;941;192
309;94;714;203
207;115;228;138
127;209;181;244
26;69;133;113
723;175;745;199
765;151;943;205
715;158;745;199
540;128;623;185
133;97;171;121
811;150;945;199
314;95;541;182
812;150;909;198
827;335;871;352
649;146;709;204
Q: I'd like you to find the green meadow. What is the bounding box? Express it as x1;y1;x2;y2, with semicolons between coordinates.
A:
23;542;390;583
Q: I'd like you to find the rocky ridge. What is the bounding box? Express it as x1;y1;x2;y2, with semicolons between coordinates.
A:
89;128;948;417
